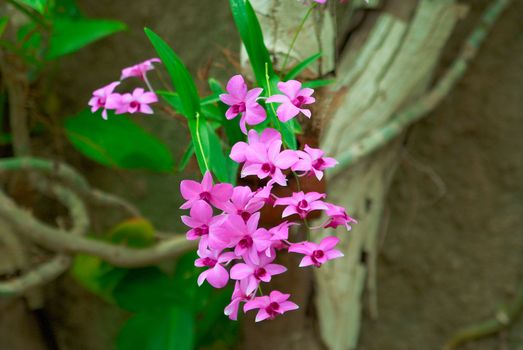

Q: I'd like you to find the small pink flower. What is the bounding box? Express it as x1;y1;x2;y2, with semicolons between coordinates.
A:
223;186;265;222
266;80;315;122
105;88;158;115
265;221;296;257
230;254;287;295
219;75;267;134
212;213;271;264
230;128;281;164
244;290;298;322
195;247;236;288
241;139;298;186
293;145;338;180
88;81;120;120
180;171;233;210
181;200;217;241
288;236;344;267
224;280;253;321
274;191;328;219
324;203;357;230
314;0;327;3
254;183;275;206
120;58;161;80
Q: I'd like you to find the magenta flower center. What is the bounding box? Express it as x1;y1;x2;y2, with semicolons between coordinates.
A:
266;301;280;317
194;224;209;237
199;191;212;201
254;267;267;280
312;158;325;170
231;102;246;114
292;95;306;108
239;210;251;221
311;250;325;266
129;101;139;110
98;97;106;106
202;257;217;267
261;163;275;175
297;199;309;211
238;235;253;249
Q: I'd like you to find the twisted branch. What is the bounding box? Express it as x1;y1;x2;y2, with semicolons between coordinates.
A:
0;157;196;270
331;0;510;175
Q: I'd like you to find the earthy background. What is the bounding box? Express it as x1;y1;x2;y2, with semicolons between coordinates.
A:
6;0;521;349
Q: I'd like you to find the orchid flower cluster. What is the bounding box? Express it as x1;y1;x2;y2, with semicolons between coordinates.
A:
88;58;160;119
180;74;356;322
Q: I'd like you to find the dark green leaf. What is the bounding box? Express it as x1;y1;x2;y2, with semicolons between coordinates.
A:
47;18;126;59
113;267;179;313
64;109;175;172
157;91;183;115
284;52;322;80
0;16;9;38
302;78;335;88
145;28;200;119
206;124;231;183
177;143;194;172
117;307;194;350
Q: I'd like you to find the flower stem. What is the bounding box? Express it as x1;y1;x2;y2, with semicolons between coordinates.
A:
280;3;316;77
195;112;210;172
143;74;155;93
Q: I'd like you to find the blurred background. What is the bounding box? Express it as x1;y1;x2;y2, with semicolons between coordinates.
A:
0;0;522;349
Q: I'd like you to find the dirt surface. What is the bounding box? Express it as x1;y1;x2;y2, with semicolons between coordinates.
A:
12;0;522;349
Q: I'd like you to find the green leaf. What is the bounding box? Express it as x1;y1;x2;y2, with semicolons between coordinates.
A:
145;28;200;119
113;267;179;313
64;109;175;172
206;124;231;183
177;143;194;172
18;0;47;14
46;18;126;60
117;307;194;350
302;78;335;88
284;52;322;80
187;114;210;174
108;218;155;248
229;0;274;89
0;16;9;38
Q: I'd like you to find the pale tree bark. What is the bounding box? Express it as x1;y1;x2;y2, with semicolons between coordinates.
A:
245;1;484;349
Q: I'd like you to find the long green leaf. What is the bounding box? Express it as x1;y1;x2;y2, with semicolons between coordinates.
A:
46;18;126;59
229;0;274;89
65;109;175;172
302;78;335;88
0;16;9;38
18;0;47;14
284;52;322;80
187;114;210;175
177;143;194;172
145;28;200;119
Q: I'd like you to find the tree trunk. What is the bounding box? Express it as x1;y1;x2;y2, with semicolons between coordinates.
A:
247;1;462;348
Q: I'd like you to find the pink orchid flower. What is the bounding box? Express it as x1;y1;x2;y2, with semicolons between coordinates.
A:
230;254;287;295
241;139;298;186
244;290;299;322
292;145;338;180
212;213;271;264
254;183;275;206
289;236;344;267
274;191;328;219
230;128;281;164
266;80;315;122
223;186;265;222
88;81;120;120
324;203;357;230
265;221;296;257
219;75;267;134
180;171;233;210
181;200;219;241
224;280;254;321
120;58;161;80
195;247;237;288
105;88;158;115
